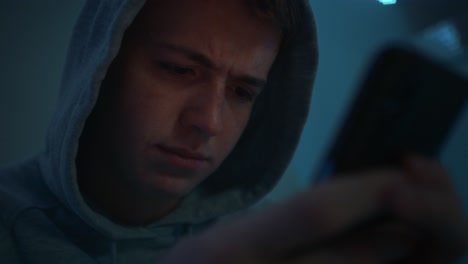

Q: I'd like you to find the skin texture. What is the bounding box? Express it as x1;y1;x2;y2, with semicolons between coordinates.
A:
76;0;281;225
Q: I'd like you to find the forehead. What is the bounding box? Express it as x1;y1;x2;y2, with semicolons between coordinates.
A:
130;0;282;67
139;0;258;26
137;0;280;41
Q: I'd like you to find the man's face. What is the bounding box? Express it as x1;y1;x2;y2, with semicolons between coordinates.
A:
90;0;281;198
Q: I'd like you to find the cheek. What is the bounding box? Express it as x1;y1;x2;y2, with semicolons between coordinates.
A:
113;83;165;145
120;97;179;144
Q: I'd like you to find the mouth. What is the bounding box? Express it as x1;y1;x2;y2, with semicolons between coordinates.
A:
156;145;210;170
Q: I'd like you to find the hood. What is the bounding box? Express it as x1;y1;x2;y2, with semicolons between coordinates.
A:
40;0;318;239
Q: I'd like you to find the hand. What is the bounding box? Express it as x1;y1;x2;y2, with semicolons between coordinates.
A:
161;156;467;263
384;156;468;262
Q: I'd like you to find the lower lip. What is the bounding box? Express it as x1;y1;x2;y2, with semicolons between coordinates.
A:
157;147;206;170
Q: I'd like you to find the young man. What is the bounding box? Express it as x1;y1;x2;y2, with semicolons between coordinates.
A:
1;0;467;263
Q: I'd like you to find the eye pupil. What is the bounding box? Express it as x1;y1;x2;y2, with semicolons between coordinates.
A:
235;87;253;101
160;62;193;75
173;67;191;74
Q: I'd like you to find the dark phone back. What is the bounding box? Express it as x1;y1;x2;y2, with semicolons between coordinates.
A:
315;45;468;183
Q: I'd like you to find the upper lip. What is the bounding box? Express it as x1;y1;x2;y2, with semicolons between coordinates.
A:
157;145;210;161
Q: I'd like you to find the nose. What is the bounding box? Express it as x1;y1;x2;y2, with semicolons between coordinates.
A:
180;81;225;138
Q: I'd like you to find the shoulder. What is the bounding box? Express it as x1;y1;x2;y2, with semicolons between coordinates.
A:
0;157;58;228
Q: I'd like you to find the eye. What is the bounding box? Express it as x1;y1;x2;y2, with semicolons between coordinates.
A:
159;62;194;75
234;86;254;102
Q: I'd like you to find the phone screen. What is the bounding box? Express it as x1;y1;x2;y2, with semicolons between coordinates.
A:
314;45;468;183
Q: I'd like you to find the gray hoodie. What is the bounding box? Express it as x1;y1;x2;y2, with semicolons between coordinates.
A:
0;0;318;263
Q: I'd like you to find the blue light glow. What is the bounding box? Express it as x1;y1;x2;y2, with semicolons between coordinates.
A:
378;0;397;5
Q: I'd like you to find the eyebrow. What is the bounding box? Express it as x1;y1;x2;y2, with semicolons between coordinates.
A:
154;42;268;91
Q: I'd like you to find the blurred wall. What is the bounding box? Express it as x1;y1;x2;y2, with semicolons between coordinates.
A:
0;0;85;163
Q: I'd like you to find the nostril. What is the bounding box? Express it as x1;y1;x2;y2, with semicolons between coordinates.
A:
193;111;223;138
180;104;224;138
179;81;226;137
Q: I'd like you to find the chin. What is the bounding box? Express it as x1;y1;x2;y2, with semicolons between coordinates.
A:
135;171;200;198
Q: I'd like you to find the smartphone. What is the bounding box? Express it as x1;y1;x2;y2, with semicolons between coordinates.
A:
314;44;468;183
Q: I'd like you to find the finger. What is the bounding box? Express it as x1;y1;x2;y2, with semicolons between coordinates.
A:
392;186;463;228
283;221;420;264
402;155;454;191
198;170;408;259
390;185;468;261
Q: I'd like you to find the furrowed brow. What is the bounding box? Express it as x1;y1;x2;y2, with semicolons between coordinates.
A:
154;41;268;91
154;42;216;69
235;75;268;92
